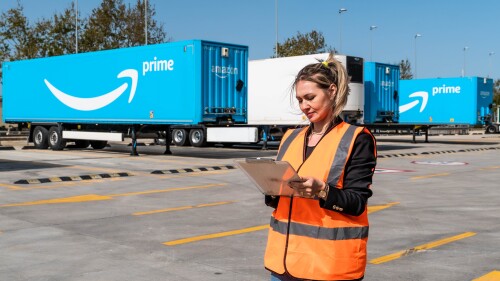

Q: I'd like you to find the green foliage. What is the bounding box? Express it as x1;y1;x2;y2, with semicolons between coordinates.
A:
81;0;167;52
273;30;333;58
0;0;167;58
0;3;40;61
399;59;413;80
493;79;500;106
0;0;168;83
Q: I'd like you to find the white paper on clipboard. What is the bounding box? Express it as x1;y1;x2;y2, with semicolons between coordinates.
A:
234;158;301;196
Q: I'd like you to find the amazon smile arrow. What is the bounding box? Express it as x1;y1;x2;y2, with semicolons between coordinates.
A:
44;69;138;111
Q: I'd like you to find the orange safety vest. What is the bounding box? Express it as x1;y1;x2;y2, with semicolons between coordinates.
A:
264;122;373;281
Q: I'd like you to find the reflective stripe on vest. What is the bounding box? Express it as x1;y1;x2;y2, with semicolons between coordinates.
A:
327;124;357;186
264;122;369;280
276;128;302;161
270;217;369;240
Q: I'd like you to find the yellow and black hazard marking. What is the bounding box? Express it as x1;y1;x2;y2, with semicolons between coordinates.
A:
14;172;133;185
151;165;236;175
378;146;500;158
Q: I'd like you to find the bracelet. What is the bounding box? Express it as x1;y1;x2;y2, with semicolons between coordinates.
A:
317;183;330;199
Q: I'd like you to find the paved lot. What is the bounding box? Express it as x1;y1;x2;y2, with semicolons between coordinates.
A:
1;134;500;281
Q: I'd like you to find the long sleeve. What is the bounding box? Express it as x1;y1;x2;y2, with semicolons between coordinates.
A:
319;132;376;216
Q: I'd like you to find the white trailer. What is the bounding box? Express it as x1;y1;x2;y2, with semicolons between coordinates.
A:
247;53;365;142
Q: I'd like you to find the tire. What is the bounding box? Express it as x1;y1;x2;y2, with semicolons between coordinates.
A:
90;140;108;150
48;126;66;150
172;129;189;146
189;128;207;147
74;140;90;148
33;126;49;149
486;125;497;134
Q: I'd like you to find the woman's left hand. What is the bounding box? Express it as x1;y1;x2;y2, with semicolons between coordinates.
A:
288;176;326;198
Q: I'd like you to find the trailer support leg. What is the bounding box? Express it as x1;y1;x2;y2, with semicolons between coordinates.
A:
164;126;172;155
424;127;429;143
261;126;269;150
130;127;139;156
412;128;417;144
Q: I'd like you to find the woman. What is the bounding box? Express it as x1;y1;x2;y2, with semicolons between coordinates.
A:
264;53;377;281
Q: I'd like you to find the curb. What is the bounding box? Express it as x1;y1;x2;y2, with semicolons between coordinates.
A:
14;172;134;185
151;165;236;175
378;146;500;158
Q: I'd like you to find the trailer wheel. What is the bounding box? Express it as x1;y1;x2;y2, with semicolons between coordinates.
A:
90;140;108;149
189;129;207;147
48;126;66;150
486;125;497;134
172;129;189;146
74;140;90;148
33;126;49;149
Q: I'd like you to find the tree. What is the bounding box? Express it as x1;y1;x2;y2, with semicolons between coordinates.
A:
399;59;413;80
44;2;84;56
80;0;167;52
274;30;333;58
80;0;128;52
0;2;40;83
0;3;40;60
124;0;168;47
493;79;500;106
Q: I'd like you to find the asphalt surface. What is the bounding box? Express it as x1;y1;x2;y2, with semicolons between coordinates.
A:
1;134;500;281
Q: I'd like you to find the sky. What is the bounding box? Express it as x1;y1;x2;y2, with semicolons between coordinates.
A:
1;0;499;82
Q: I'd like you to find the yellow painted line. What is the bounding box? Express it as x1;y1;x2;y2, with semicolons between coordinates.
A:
133;201;235;216
479;166;500;171
411;173;450;180
0;183;26;190
368;202;399;214
108;183;225;197
370;232;476;264
0;183;226;207
473;271;500;281
0;194;113;207
163;202;396;246
163;225;269;246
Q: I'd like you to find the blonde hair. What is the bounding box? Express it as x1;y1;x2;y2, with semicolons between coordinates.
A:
292;53;350;121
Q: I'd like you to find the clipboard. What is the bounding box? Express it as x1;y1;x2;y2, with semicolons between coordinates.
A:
234;158;301;196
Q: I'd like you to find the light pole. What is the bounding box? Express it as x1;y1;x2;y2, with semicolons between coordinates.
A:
488;52;495;78
462;46;469;77
369;25;377;61
75;0;78;53
145;0;148;45
414;33;421;78
338;8;347;54
275;0;278;57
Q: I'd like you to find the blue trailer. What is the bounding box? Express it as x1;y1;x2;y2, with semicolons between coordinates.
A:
364;62;400;124
2;40;254;153
399;77;493;125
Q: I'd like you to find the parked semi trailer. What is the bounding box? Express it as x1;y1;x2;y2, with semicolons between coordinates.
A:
486;105;500;133
2;40;257;154
363;62;400;124
399;77;493;125
248;52;364;141
362;70;494;141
